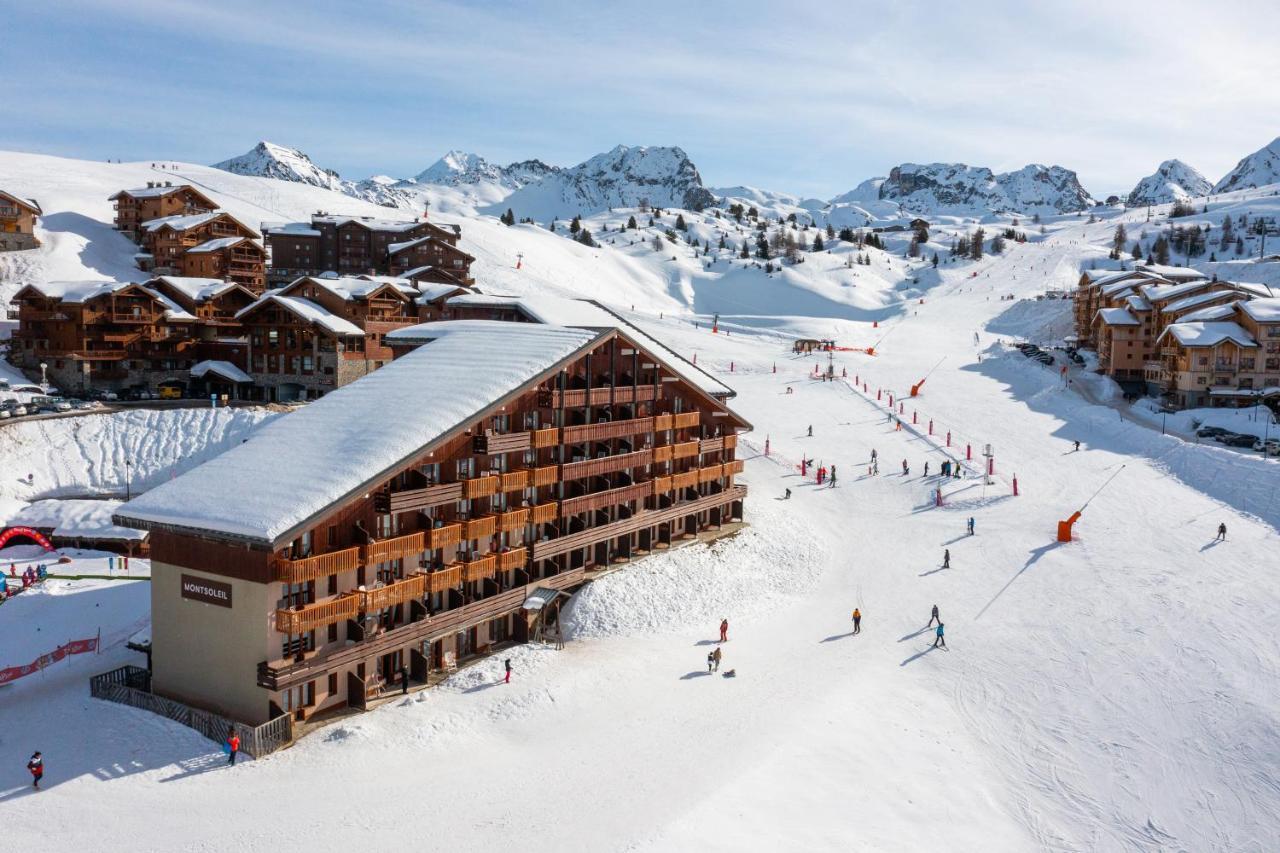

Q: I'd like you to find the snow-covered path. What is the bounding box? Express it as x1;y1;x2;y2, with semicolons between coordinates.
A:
2;235;1278;852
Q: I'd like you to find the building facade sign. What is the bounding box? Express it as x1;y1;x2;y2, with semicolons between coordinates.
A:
181;573;233;608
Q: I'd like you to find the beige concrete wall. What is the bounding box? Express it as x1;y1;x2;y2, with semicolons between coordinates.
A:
151;560;274;725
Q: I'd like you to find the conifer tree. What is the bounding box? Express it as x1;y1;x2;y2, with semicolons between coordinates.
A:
570;216;581;234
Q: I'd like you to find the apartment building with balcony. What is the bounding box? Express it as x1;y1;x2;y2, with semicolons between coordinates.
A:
1150;298;1280;409
114;320;749;725
110;183;218;240
262;213;472;286
139;211;264;291
0;190;41;251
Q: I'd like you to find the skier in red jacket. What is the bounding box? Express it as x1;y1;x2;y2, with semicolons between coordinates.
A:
719;619;729;643
27;751;43;788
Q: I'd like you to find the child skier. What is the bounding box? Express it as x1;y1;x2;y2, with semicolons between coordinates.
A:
504;658;512;684
27;751;43;789
933;622;946;648
707;651;715;673
225;730;240;766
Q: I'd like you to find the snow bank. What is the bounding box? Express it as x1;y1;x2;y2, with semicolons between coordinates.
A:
6;498;145;540
563;516;821;640
985;297;1074;343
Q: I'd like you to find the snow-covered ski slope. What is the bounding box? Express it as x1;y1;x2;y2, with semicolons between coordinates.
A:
1;153;1280;852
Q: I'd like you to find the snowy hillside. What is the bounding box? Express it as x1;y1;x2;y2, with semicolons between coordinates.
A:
874;162;1094;217
1127;159;1212;206
495;144;716;219
1214;135;1280;193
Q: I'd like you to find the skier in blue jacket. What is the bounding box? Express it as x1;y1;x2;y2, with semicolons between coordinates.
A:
933;622;946;648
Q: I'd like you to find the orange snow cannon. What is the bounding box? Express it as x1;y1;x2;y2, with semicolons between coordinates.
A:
1057;511;1082;543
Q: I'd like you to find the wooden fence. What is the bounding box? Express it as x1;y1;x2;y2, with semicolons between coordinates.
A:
89;665;294;759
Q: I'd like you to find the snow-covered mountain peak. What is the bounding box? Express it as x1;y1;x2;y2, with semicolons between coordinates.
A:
1127;159;1212;206
213;141;343;191
870;161;1093;216
1214;136;1280;193
413;150;558;190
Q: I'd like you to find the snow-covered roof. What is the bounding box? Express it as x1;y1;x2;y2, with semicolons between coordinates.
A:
388;236;431;255
1161;289;1239;315
1095;307;1139;326
1087;270;1141;289
1137;263;1205;281
190;360;253;383
1125;294;1151;312
1238;297;1280;322
1100;281;1139;298
1157;321;1258;349
1140;279;1211;303
235;294;365;336
141;211;223;233
1176;303;1238;323
263;221;322;237
8;499;146;542
115;322;602;544
311;214;423;232
415;282;468;304
0;189;41;214
19;279;131;304
139;286;197;322
446;293;522;308
110;184;204;201
148;276;239;303
285;275;415;301
186;236;249;253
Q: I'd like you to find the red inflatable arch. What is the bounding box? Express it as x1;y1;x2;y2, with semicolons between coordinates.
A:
0;526;55;551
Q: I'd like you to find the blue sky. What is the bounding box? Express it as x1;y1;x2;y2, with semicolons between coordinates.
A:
5;0;1279;198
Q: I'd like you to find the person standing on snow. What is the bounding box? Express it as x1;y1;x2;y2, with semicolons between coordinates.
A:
707;651;716;673
225;729;240;766
928;605;940;627
902;459;909;476
942;549;950;569
967;517;975;536
784;487;792;500
1074;440;1081;452
1216;523;1227;541
398;664;409;694
27;751;43;789
924;461;930;477
504;658;512;684
807;425;813;437
829;465;837;488
720;619;729;643
933;622;946;649
712;647;722;672
871;449;877;463
852;608;862;634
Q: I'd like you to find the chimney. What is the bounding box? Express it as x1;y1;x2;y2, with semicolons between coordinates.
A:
166;181;172;187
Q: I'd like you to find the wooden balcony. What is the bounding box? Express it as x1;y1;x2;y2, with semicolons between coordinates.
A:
530;464;559;487
672;470;700;490
463;475;500;499
111;312;158;324
498;547;527;572
673;412;701;429
359;573;426;611
386;481;462;513
499;508;529;532
531;502;558;524
560;481;653;517
698;464;725;483
671;440;700;460
654;413;673;431
275;594;360;634
653;445;673;463
429;564;462;593
501;470;529;491
723;459;745;476
562;416;654;444
427;523;463;550
273;546;361;583
473;430;532;455
723;434;738;450
462;515;497;540
611;385;658;404
532;427;560;449
462;554;497;582
699;437;724;453
653;475;673;494
561;449;653;480
363;531;425;565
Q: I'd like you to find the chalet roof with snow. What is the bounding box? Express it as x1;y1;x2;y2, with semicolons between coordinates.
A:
114;322;606;544
144;276;244;304
235;293;365;336
0;189;41;214
1176;303;1238;323
139;286;197;322
186;236;257;254
414;282;468;304
282;275;416;302
1137;263;1205;282
15;279;131;303
1161;289;1241;315
109;184;215;204
1124;294;1151;312
1157;321;1258;349
387;235;475;261
1139;279;1212;304
191;360;253;383
1095;307;1139;326
1238;297;1280;322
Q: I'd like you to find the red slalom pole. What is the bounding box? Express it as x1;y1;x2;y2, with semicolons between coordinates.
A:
966;443;972;461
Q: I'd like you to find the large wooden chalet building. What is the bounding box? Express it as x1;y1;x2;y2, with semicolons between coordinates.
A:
264;213;474;287
116;316;748;726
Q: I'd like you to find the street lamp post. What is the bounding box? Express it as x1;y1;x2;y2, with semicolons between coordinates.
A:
39;362;47;388
125;459;132;501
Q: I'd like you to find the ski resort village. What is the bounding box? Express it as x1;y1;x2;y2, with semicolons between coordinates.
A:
2;5;1280;852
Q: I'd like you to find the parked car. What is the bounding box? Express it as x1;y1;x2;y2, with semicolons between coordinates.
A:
124;388;153;401
86;388;119;401
48;397;73;412
1252;437;1280;452
1196;426;1229;438
1222;434;1257;448
2;401;28;417
0;407;9;420
70;399;97;410
158;385;183;400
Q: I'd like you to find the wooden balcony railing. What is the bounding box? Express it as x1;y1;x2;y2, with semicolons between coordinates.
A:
654;414;673;431
653;475;673;494
723;434;738;450
429;564;462;593
363;531;425;565
498;547;527;572
723;459;745;476
673;412;701;429
275;594;360;634
560;481;653;517
427;523;463;550
561;449;653;481
672;470;700;490
562;416;654;444
464;475;500;499
462;554;497;582
653;445;673;463
611;385;658;404
671;440;700;460
359;573;426;611
532;427;560;449
530;464;559;487
531;502;558;524
699;437;724;453
473;430;532;455
698;464;725;483
273;546;361;583
462;515;497;540
553;386;615;408
386;481;462;513
501;470;529;491
499;508;529;532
